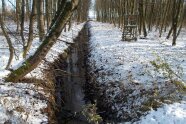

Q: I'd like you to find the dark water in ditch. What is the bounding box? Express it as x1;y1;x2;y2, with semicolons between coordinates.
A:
56;26;89;124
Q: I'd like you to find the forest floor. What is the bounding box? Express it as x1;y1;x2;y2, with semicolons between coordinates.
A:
0;22;84;123
87;21;186;123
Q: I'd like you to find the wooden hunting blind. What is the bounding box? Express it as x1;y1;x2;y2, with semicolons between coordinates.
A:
122;14;138;41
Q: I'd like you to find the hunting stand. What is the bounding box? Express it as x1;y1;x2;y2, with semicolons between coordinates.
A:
122;14;138;41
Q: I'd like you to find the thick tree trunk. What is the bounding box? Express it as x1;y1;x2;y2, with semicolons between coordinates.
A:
5;0;79;82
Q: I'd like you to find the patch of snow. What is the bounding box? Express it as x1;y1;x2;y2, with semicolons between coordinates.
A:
135;101;186;124
0;81;48;123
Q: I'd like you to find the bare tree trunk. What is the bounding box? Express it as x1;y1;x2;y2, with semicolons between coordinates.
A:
159;1;170;37
20;0;25;46
5;0;79;82
25;0;30;21
166;26;173;39
37;0;45;41
23;0;37;58
16;0;21;32
139;0;147;37
2;0;6;20
45;0;50;30
176;6;185;38
172;0;183;46
0;14;14;69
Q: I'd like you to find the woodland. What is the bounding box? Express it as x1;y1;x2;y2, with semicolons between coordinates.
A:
0;0;186;124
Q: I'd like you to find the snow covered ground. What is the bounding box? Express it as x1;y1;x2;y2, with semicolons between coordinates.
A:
1;20;186;123
88;21;186;123
135;101;186;124
0;22;84;123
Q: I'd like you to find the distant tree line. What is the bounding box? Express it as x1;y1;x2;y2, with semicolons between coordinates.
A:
95;0;186;45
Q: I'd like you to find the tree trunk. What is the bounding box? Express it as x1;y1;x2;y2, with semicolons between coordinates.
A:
20;0;25;46
37;0;45;41
45;0;50;30
2;0;6;20
16;0;21;32
139;0;147;37
0;14;14;69
23;0;37;58
172;0;183;46
25;0;30;21
5;0;79;82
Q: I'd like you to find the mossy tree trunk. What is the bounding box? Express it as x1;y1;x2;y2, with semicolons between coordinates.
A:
5;0;79;82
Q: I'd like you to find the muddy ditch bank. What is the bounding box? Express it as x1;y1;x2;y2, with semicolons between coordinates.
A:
45;23;91;124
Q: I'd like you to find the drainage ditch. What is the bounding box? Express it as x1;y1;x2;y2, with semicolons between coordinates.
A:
51;24;90;124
